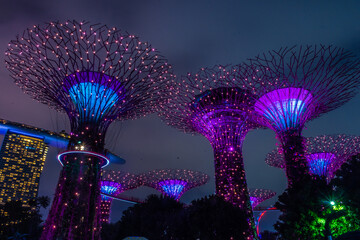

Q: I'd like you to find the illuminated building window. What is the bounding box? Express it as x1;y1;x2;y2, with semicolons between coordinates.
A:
0;131;48;204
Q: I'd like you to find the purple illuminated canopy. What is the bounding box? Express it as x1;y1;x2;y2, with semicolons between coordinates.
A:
64;72;124;123
190;87;259;150
158;179;188;200
158;65;260;239
99;171;142;224
5;20;172;239
249;189;276;208
306;152;336;177
142;169;209;200
254;87;314;132
242;45;360;186
265;135;360;181
101;170;142;198
101;181;122;201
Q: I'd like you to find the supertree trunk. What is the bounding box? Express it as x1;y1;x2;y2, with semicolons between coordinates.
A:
5;20;172;240
41;153;103;240
280;132;308;187
213;147;257;240
100;199;112;224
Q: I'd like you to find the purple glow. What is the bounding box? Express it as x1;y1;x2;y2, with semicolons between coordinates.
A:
64;72;124;123
158;179;187;199
249;189;276;208
57;150;110;168
250;197;256;208
254;88;314;131
6;20;172;240
306;152;336;177
101;181;122;201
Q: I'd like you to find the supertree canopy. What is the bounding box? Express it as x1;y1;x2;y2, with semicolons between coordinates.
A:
249;189;276;209
159;65;261;239
265;135;360;182
100;170;142;224
5;20;171;240
242;45;360;186
141;169;209;200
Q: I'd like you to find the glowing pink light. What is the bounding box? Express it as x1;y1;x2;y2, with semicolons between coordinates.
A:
306;152;336;177
256;207;277;236
158;179;187;199
254;88;314;131
57;150;110;168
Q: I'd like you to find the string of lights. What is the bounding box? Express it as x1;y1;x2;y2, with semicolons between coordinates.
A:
141;169;209;200
100;170;142;224
5;20;172;240
265;134;360;182
241;45;360;186
158;65;261;239
249;189;276;209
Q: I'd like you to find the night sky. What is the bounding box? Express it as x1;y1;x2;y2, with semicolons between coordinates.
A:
1;0;360;231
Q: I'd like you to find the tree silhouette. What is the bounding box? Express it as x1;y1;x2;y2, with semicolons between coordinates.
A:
117;195;187;240
332;153;360;218
0;196;50;240
186;195;249;240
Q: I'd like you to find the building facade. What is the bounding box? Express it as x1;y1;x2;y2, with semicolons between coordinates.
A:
0;131;48;204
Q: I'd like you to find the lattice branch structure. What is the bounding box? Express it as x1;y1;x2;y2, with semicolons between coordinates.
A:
249;189;276;209
242;45;360;186
159;65;261;239
5;20;172;240
141;169;209;200
100;170;142;224
266;134;360;182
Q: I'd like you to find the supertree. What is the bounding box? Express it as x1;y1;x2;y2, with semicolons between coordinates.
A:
100;170;142;224
242;45;360;186
141;169;209;200
265;134;360;182
159;65;262;239
5;20;172;240
248;189;276;209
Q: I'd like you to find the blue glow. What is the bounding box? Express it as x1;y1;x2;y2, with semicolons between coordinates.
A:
250;196;259;208
68;82;119;121
250;197;256;207
255;88;313;131
101;181;121;201
57;150;110;168
158;180;187;200
306;153;336;177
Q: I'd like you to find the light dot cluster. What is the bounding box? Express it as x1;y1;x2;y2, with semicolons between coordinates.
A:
254;88;314;132
158;65;261;239
141;169;209;200
266;134;360;182
248;189;276;208
158;179;187;200
100;170;142;224
242;45;360;186
4;20;172;240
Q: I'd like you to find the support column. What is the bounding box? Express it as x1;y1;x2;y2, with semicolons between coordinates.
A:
41;152;106;240
213;147;257;240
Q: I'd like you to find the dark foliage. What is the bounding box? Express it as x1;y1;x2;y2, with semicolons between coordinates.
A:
260;230;278;240
332;154;360;218
274;177;332;239
116;194;187;240
111;194;250;240
186;195;249;240
100;223;119;240
0;196;50;240
275;154;360;239
336;231;360;240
